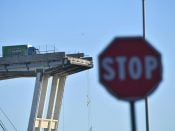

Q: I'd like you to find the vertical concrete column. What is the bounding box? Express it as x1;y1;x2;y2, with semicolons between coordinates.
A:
28;71;43;131
53;76;66;120
37;75;49;118
35;75;49;131
45;75;59;131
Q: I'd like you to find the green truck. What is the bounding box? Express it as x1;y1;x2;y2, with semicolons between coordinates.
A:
2;45;39;57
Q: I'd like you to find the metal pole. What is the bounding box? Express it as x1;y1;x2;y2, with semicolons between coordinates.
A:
145;98;149;131
142;0;146;38
142;0;150;131
130;102;136;131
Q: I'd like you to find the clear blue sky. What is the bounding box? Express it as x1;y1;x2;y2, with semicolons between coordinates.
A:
0;0;175;131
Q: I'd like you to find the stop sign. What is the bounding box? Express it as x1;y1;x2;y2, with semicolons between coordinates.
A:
99;37;162;101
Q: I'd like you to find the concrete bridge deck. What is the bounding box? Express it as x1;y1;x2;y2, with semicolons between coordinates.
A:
0;52;93;79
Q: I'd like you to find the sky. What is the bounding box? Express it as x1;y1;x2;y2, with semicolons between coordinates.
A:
0;0;175;131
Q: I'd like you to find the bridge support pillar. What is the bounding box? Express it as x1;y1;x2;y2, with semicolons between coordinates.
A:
28;73;66;131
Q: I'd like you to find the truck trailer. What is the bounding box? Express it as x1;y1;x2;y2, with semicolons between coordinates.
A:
2;45;39;57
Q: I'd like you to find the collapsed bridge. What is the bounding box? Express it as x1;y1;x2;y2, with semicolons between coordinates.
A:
0;52;93;131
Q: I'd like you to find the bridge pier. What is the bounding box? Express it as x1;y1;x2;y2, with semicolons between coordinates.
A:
0;52;93;131
28;73;66;131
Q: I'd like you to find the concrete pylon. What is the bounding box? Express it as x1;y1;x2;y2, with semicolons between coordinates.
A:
28;71;44;131
28;73;66;131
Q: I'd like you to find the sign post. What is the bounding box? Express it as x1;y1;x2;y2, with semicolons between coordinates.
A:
141;0;150;130
99;37;162;131
130;101;136;131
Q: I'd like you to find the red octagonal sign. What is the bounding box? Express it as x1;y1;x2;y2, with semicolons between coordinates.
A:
99;37;162;101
